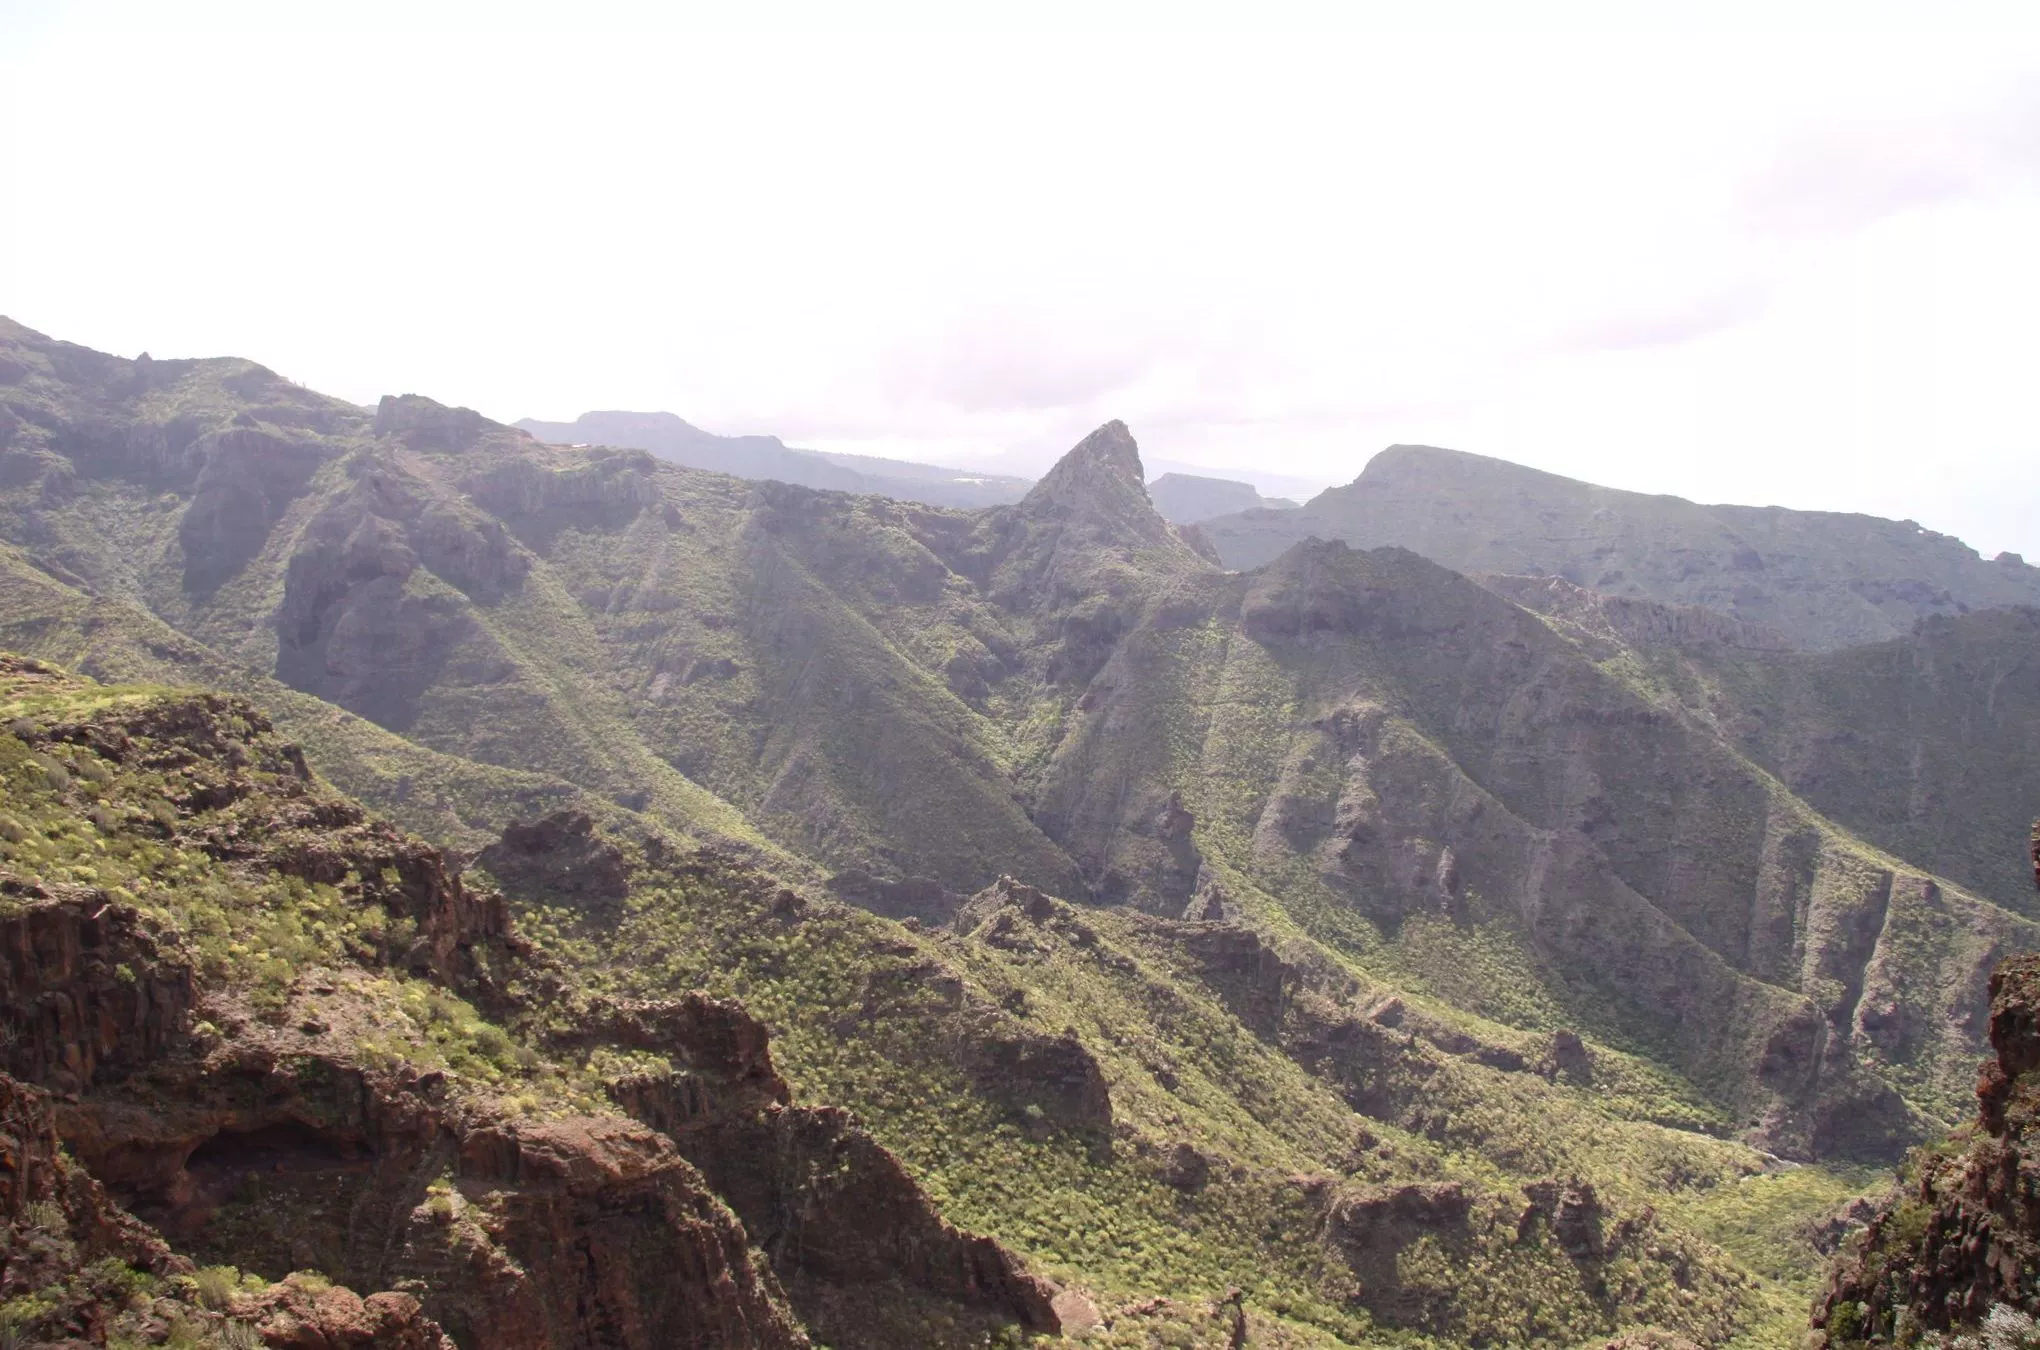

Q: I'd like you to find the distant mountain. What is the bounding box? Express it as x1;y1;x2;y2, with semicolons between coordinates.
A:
1197;444;2040;649
1145;470;1298;524
514;409;1031;508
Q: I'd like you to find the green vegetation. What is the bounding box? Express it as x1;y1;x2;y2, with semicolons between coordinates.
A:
3;317;2037;1346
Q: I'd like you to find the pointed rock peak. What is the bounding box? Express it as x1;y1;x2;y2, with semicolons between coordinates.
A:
1023;421;1148;507
374;393;507;452
1065;420;1143;481
1004;421;1218;574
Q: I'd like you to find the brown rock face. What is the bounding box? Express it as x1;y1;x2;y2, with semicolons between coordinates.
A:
1327;1182;1475;1329
586;986;1062;1341
0;679;814;1349
1520;1178;1605;1260
1814;833;2040;1343
0;883;195;1094
237;1279;456;1350
474;809;634;909
0;1068;461;1348
38;942;809;1350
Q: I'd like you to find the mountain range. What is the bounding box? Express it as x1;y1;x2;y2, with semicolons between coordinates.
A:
2;313;2038;1348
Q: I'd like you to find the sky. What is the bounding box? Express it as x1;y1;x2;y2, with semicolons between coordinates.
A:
4;1;2039;558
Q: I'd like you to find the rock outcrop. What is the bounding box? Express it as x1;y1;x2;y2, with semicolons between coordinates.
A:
0;1064;461;1348
586;980;1063;1344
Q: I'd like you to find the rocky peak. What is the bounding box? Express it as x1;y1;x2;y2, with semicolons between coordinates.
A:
978;422;1214;638
1021;421;1153;520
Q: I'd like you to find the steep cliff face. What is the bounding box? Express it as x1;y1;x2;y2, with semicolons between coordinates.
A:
1813;834;2040;1345
0;1001;460;1347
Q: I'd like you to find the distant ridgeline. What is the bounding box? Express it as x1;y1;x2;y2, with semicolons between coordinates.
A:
4;312;2040;1348
1195;442;2040;649
514;409;1033;509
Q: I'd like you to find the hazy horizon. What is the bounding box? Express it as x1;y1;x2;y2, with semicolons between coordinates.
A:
6;1;2039;555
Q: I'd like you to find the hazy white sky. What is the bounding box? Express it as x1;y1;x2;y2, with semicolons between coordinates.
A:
5;1;2039;556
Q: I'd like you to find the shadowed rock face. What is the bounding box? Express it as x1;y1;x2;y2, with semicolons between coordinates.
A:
0;1068;459;1348
1812;828;2040;1346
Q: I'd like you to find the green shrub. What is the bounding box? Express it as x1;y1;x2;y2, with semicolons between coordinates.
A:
191;1265;241;1310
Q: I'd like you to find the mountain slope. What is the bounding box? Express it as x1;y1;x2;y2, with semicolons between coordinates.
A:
1813;864;2040;1347
515;410;1032;509
1197;444;2040;649
9;319;2040;1345
5;319;2030;1154
1494;576;2040;917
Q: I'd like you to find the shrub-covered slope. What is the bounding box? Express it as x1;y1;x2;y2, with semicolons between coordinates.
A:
0;653;1889;1349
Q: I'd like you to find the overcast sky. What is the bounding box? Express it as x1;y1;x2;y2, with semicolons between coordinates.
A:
5;1;2039;556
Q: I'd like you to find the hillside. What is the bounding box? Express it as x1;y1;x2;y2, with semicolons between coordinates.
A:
515;410;1032;509
1491;577;2040;916
0;654;1089;1348
6;317;2040;1345
0;655;1874;1350
1196;445;2040;650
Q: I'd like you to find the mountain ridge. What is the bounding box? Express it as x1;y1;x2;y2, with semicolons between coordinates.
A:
1198;443;2040;649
